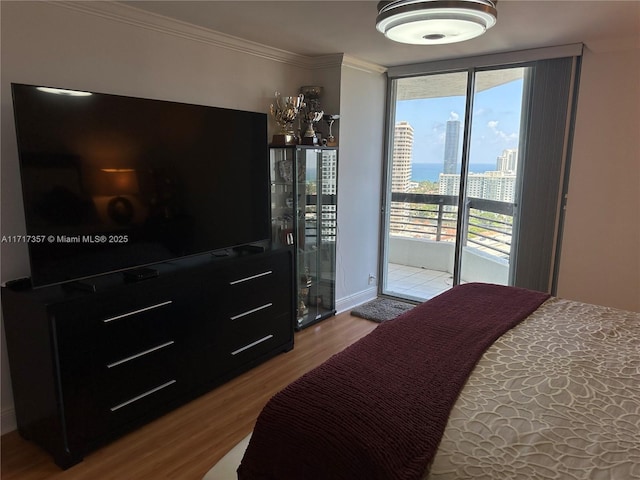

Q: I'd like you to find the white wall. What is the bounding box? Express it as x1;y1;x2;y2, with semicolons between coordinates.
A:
0;2;386;434
334;64;387;311
556;44;640;312
388;237;454;272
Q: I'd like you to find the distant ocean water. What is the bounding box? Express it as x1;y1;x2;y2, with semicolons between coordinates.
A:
411;163;496;182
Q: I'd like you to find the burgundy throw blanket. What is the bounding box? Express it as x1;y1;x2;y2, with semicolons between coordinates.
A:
238;283;550;480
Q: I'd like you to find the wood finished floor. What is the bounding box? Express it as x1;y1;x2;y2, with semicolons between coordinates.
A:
0;311;377;480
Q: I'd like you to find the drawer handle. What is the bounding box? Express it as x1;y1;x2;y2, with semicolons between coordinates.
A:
102;300;173;323
230;303;273;321
110;380;177;412
106;341;175;369
229;270;273;285
231;335;274;356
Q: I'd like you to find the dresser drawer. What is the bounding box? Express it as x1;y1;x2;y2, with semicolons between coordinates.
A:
97;347;183;409
90;376;182;439
54;287;194;362
220;311;292;367
220;253;292;316
86;339;185;433
224;296;284;331
58;340;187;447
98;299;183;364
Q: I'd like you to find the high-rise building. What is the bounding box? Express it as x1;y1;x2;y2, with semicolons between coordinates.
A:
439;170;517;203
443;120;460;174
320;150;337;195
497;148;518;172
391;121;414;193
440;147;518;202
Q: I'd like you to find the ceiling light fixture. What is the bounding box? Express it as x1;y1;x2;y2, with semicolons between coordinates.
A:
376;0;497;45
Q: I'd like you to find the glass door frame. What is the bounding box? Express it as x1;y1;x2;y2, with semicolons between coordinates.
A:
380;46;582;297
380;62;534;297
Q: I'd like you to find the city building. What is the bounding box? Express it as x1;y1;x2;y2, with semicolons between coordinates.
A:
497;148;518;172
439;148;519;202
391;121;414;192
443;120;461;174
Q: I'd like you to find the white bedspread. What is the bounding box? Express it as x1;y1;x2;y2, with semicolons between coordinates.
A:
204;297;640;480
428;298;640;479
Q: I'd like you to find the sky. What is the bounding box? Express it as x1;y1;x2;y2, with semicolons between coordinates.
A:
394;74;525;166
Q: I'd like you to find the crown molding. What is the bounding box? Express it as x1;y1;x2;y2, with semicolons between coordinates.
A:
343;55;388;74
47;0;386;73
307;53;345;70
51;1;387;74
51;1;312;68
305;54;387;74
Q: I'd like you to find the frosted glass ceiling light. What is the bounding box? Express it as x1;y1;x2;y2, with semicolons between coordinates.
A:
376;0;497;45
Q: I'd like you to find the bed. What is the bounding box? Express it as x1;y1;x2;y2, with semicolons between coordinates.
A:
211;283;640;479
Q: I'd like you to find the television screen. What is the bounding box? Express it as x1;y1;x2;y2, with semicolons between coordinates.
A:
11;83;270;287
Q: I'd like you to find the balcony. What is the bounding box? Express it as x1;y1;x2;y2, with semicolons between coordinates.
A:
386;193;514;301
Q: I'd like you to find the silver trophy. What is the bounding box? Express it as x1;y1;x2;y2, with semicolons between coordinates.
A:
323;114;340;146
302;110;324;145
270;92;305;145
299;86;323;145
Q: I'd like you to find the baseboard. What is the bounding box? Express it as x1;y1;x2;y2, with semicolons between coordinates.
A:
1;406;16;435
335;286;378;315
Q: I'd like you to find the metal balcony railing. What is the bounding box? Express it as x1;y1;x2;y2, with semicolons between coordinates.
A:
389;193;515;260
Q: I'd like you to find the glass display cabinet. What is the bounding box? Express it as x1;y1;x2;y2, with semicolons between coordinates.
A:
269;146;338;330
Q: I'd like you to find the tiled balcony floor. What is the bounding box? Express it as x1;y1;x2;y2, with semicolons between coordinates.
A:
384;263;453;302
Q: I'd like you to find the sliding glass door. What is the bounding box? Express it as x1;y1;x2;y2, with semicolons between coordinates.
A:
382;67;527;301
457;67;527;286
381;50;580;301
383;71;468;300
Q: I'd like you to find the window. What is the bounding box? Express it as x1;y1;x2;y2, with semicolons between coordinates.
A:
380;45;582;300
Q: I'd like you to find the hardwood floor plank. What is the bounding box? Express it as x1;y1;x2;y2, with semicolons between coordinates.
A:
1;312;376;479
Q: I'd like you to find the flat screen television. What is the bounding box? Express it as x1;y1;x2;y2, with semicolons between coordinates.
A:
11;83;270;288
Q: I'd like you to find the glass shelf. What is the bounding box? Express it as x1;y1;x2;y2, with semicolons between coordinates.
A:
269;146;338;330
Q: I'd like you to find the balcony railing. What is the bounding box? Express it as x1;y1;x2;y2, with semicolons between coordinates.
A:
389;193;515;260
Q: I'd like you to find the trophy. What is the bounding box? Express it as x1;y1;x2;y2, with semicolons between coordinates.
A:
299;86;323;146
323;114;339;146
302;110;324;145
270;92;304;145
